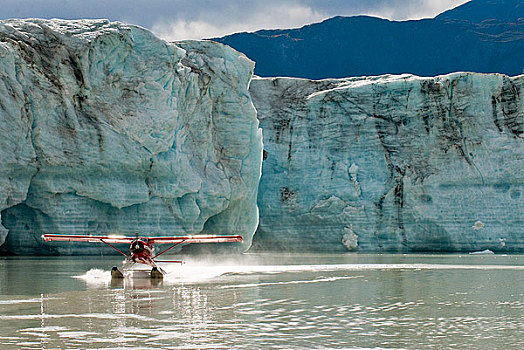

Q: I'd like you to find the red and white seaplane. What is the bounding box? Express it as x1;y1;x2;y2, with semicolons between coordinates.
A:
42;233;243;280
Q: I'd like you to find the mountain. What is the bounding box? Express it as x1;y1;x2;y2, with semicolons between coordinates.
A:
436;0;523;22
213;0;524;79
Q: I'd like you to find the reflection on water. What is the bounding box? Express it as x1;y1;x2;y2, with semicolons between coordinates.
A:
1;253;524;349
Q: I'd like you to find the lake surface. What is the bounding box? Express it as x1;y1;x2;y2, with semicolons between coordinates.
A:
1;253;524;349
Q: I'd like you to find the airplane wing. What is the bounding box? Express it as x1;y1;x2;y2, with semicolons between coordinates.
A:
42;233;243;244
42;234;134;244
147;235;243;244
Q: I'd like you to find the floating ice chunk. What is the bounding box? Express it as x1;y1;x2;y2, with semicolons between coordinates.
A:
469;249;494;255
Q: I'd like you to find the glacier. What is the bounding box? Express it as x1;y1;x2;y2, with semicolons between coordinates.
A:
2;19;523;256
250;73;524;252
0;19;262;254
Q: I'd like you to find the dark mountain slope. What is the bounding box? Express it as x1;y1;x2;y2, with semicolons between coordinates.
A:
213;0;524;78
436;0;523;22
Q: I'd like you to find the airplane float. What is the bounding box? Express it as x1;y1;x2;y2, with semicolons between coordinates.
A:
42;233;243;280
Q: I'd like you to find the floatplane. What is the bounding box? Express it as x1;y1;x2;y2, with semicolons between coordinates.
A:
42;233;243;280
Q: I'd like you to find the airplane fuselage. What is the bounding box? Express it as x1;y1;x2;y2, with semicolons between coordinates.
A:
130;239;154;265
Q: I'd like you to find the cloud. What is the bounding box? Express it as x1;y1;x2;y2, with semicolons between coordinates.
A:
152;3;326;41
364;0;471;20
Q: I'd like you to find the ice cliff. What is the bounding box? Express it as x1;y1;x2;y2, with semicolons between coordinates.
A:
250;73;524;252
0;19;262;254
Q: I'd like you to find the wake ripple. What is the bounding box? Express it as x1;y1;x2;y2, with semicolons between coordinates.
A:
73;262;524;287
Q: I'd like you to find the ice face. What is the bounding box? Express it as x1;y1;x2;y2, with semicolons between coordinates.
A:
251;73;524;252
0;19;262;254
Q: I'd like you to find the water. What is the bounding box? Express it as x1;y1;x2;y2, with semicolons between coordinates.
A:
1;253;524;349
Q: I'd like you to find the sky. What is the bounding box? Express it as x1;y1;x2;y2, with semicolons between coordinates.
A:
0;0;471;40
